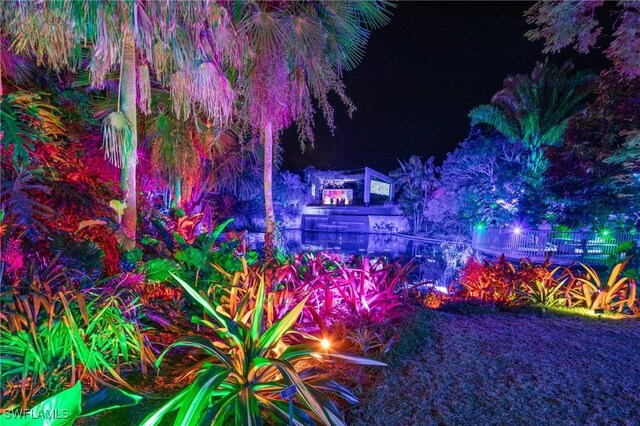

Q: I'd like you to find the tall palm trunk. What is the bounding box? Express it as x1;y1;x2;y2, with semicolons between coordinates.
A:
120;32;138;240
526;147;548;189
263;120;277;258
172;178;181;209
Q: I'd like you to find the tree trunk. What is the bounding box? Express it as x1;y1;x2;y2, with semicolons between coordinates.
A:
171;178;182;209
120;32;138;240
263;121;277;259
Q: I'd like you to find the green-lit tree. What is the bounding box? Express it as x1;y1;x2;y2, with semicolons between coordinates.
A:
469;60;596;190
435;129;525;229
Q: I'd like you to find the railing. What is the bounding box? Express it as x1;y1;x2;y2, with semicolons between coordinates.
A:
472;228;638;266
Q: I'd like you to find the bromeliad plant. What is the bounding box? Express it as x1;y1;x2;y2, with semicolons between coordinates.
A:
329;257;415;323
565;259;637;312
143;274;386;426
515;265;569;308
274;253;415;328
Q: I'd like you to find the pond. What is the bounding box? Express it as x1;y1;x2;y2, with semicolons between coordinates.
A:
281;230;473;287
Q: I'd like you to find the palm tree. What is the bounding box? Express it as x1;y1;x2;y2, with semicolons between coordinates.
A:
390;156;439;233
4;1;239;239
469;60;596;188
233;0;392;258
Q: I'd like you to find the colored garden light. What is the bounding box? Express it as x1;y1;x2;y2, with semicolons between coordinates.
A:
513;226;522;234
320;338;331;350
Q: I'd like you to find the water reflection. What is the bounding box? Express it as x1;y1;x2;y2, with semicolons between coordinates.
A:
284;231;472;286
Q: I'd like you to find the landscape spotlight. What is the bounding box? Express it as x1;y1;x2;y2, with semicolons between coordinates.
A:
513;226;522;234
320;338;331;350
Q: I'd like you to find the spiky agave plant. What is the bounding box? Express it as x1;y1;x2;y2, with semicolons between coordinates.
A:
143;273;386;426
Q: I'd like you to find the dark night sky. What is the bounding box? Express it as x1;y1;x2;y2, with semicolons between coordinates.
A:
281;1;610;174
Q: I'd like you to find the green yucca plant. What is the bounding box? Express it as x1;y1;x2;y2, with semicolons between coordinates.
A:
515;266;569;308
143;273;386;426
566;259;637;312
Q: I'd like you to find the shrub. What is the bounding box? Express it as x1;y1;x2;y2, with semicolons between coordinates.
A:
455;256;516;303
275;253;415;328
0;286;153;408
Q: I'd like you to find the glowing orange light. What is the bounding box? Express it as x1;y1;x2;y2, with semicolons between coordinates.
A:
320;338;331;350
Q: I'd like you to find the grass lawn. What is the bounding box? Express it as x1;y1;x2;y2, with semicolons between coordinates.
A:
349;308;640;426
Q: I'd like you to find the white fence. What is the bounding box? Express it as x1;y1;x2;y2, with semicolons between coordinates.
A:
472;228;638;266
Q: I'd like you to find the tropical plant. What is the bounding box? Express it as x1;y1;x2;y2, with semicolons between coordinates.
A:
4;1;241;239
0;287;153;408
345;326;398;357
514;264;569;307
2;381;142;426
1;91;64;168
274;253;415;328
0;167;54;240
469;60;596;190
435;128;525;228
565;259;637;312
455;256;516;303
143;274;386;426
525;1;640;79
390;156;439;233
544;74;640;226
607;242;640;282
170;218;260;292
329;257;415;323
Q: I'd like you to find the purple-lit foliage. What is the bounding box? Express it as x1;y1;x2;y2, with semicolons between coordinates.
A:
525;1;640;79
275;253;416;329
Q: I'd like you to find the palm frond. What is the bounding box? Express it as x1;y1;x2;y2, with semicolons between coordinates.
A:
469;105;521;141
102;111;132;169
137;64;151;115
